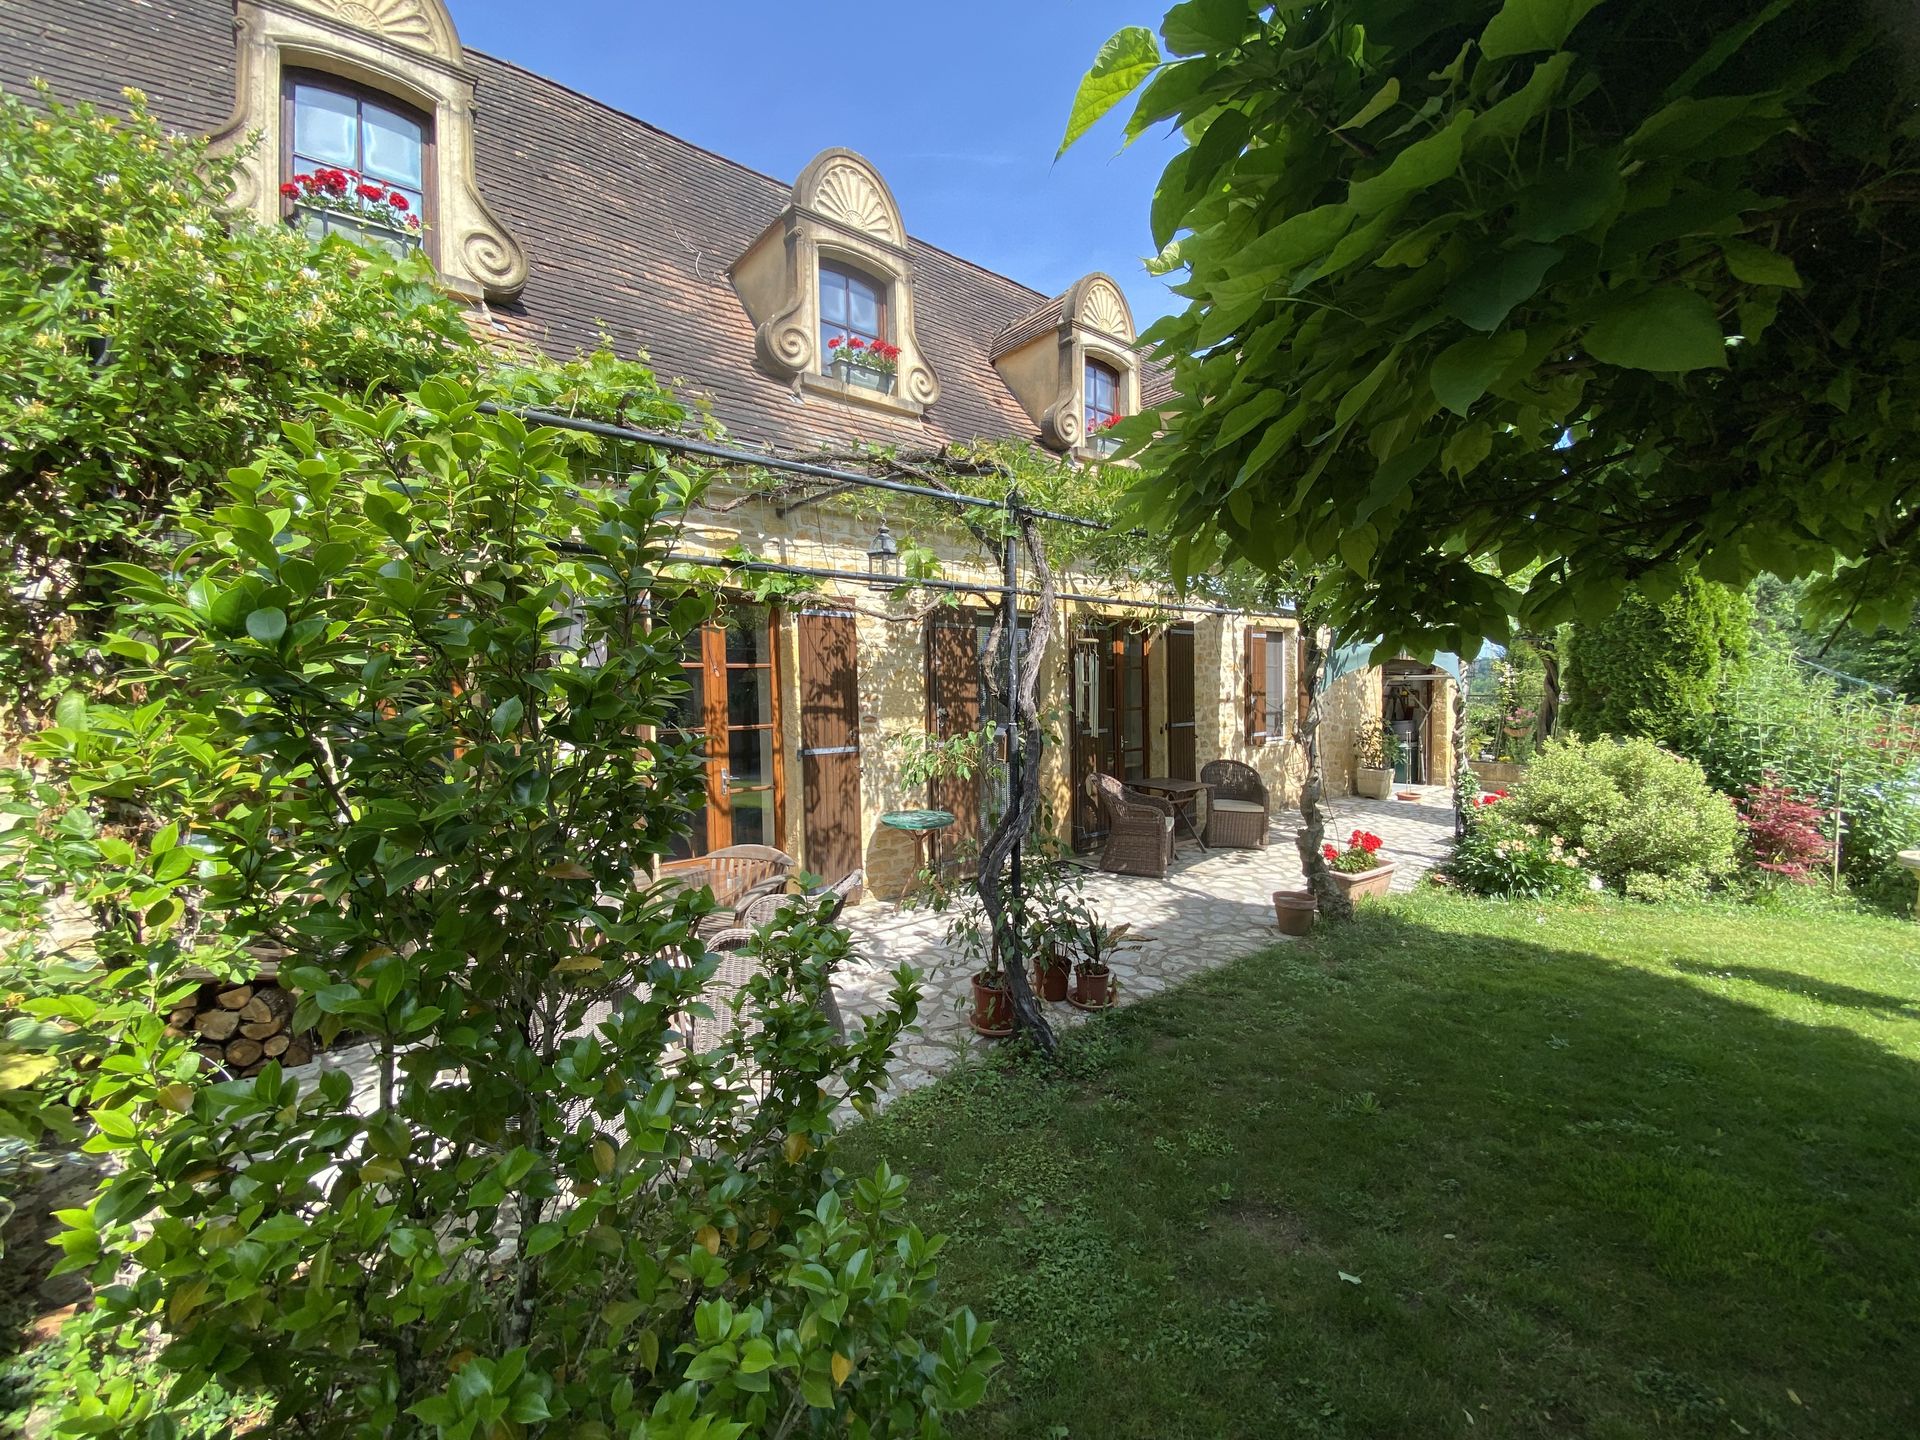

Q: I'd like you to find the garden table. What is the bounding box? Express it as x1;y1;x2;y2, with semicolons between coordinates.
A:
880;808;956;883
1132;777;1211;851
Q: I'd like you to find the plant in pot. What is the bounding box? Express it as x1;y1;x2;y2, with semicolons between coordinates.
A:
825;335;901;394
1320;829;1395;903
1021;854;1084;1003
1068;899;1138;1010
944;897;1015;1037
1353;722;1401;801
281;167;422;257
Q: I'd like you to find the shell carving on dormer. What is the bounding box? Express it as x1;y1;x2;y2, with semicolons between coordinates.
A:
811;162;899;243
1078;279;1133;342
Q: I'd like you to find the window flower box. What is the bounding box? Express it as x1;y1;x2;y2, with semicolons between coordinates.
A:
825;336;899;395
283;168;422;259
1088;413;1125;457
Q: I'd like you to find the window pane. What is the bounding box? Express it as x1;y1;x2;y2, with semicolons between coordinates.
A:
293;84;358;167
726;667;773;728
673;664;706;734
729;788;772;848
729;726;775;786
847;279;880;336
667;803;709;861
723;607;771;664
820;272;849;326
362;101;424;187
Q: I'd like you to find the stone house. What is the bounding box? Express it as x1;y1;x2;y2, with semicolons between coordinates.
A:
2;0;1457;896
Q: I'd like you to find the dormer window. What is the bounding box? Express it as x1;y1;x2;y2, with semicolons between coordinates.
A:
819;262;886;352
1085;357;1123;456
285;72;430;256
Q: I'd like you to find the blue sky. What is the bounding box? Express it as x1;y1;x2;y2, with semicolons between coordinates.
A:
450;2;1185;325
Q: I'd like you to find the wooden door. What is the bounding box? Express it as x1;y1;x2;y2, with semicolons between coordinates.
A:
665;602;783;864
798;606;861;886
925;612;985;871
1162;625;1196;781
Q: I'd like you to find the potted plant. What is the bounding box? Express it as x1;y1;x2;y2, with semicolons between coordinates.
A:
1353;723;1399;800
1022;854;1085;1003
281;167;422;258
825;335;901;395
1069;902;1137;1010
1270;889;1316;936
941;895;1014;1036
1320;829;1395;903
1089;413;1125;457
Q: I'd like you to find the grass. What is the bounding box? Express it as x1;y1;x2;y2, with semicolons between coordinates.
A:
843;891;1920;1439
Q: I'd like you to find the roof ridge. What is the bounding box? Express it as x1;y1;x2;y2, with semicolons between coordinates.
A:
465;46;1050;306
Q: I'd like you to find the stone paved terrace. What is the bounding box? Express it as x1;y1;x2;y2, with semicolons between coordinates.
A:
835;787;1459;1098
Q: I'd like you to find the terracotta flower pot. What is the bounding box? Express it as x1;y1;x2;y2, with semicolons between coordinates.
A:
1271;889;1317;936
1327;861;1396;903
1032;946;1071;1002
1395;789;1423;803
1073;963;1112;1009
969;971;1014;1036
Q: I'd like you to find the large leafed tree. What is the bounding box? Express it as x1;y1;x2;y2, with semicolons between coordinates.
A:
1065;0;1920;655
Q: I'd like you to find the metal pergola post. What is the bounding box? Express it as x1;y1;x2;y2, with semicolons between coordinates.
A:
1003;492;1024;978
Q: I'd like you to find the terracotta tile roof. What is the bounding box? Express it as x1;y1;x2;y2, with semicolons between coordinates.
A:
1;0;1170;456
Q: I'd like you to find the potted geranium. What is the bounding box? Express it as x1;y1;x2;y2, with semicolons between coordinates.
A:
1353;723;1398;800
1090;413;1124;457
825;335;901;395
1320;829;1395;902
281;167;421;257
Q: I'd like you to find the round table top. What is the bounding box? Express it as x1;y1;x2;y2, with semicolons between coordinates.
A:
880;808;956;832
1898;849;1920;870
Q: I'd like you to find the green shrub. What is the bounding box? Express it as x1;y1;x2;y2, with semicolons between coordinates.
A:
4;381;995;1436
1562;576;1752;747
1445;808;1593;900
1503;737;1741;898
1681;641;1920;910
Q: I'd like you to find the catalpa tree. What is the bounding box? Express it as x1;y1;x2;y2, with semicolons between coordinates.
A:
1066;0;1920;656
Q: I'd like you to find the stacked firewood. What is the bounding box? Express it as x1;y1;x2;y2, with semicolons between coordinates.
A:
166;980;315;1075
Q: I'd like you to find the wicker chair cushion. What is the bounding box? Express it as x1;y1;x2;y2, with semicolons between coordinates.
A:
1210;798;1265;814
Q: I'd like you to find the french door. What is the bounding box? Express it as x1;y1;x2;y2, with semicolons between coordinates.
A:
667;602;783;862
1069;621;1151;850
1163;624;1196;781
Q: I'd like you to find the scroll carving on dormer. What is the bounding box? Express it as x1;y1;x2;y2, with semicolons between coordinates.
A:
211;0;527;303
731;148;939;412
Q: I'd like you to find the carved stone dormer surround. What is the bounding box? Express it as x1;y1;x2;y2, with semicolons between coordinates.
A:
991;273;1141;455
210;0;527;302
730;148;939;417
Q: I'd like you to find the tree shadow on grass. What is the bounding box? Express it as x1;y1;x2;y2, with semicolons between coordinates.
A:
859;899;1920;1440
1667;957;1920;1018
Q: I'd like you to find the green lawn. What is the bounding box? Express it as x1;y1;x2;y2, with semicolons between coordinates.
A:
845;892;1920;1439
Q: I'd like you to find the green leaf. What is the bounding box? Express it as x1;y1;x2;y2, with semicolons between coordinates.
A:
1721;239;1802;289
53;691;89;732
1478;0;1606;61
491;696;525;736
1223;204;1355;277
1336;348;1401;428
1059;28;1162;156
1161;0;1255;56
1513;153;1625;242
246;607;288;643
1430;332;1528;416
1339;77;1400;132
1468;52;1574;146
1442;422;1494;477
1582;287;1728;372
1346;110;1474;217
1442;244;1562;331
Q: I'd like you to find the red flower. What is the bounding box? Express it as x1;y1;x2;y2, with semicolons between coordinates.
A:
354;182;385;201
388;192;409;212
279;181;301;198
847;336;866;349
1322;843;1338;862
827;336;843;349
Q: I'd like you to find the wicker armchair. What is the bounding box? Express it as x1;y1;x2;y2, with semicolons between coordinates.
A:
694;844;797;939
1087;773;1176;878
697;869;864;1048
1199;759;1270;849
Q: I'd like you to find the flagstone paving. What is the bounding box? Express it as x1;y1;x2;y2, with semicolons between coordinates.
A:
836;788;1459;1098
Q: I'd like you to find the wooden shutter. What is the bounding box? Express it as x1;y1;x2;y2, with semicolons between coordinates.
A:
1164;625;1196;780
925;613;985;871
798;606;861;886
1245;627;1267;743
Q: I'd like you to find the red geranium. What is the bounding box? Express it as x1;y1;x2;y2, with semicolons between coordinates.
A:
827;336;843;349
